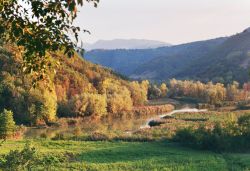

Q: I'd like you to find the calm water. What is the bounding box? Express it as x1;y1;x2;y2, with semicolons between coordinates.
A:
24;98;201;138
24;114;157;138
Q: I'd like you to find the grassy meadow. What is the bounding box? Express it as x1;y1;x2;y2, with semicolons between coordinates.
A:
1;140;250;171
1;104;250;171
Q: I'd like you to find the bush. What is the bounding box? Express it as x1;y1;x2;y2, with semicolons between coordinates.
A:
173;128;197;145
86;132;110;141
39;154;66;170
173;116;250;152
51;133;66;140
0;143;37;171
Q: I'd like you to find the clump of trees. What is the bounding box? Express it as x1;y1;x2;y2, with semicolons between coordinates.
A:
99;78;133;115
226;81;248;101
169;79;250;105
69;93;107;117
129;80;149;106
0;66;57;125
148;83;168;100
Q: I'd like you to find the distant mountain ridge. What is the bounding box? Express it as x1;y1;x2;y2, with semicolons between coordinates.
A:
174;30;250;83
85;37;227;78
84;39;171;51
131;37;228;80
85;47;171;75
85;28;250;84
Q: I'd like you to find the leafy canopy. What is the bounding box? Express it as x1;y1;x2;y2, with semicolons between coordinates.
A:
0;0;99;81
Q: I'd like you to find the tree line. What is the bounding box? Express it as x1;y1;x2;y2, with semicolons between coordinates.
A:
168;79;250;105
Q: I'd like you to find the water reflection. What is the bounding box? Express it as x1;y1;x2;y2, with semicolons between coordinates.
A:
24;114;155;138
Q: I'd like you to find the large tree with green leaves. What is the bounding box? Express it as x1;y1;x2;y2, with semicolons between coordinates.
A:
0;0;99;82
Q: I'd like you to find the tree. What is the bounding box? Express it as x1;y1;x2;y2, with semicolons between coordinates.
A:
0;0;99;81
160;83;168;97
26;85;57;125
0;109;16;139
70;93;107;117
99;78;133;115
148;84;162;99
107;89;133;115
129;81;148;106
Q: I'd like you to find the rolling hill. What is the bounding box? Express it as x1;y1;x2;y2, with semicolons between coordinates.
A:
0;45;147;124
131;37;227;81
174;29;250;83
85;37;227;79
85;48;171;75
85;28;250;84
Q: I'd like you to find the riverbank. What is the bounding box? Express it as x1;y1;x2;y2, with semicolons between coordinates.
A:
143;108;207;128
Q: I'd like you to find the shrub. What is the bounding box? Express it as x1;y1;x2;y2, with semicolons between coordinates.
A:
173;118;250;152
52;133;66;140
173;128;197;145
86;132;110;141
0;143;37;171
238;114;250;132
39;154;66;170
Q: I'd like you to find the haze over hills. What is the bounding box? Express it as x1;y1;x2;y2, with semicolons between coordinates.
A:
85;28;250;84
173;28;250;83
131;37;227;80
85;48;171;75
84;39;171;51
85;37;228;80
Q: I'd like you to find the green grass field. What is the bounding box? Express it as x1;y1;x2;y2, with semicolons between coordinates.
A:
1;140;250;171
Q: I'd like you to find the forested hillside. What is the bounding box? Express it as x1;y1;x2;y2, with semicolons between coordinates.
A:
175;29;250;84
0;45;148;125
131;37;227;81
85;37;227;80
85;28;250;84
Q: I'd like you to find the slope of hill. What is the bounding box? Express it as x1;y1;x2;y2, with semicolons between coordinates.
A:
84;39;170;51
0;45;148;125
131;37;227;80
173;29;250;84
85;37;227;77
85;28;250;84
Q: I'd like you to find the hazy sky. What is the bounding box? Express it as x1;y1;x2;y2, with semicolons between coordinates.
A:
75;0;250;45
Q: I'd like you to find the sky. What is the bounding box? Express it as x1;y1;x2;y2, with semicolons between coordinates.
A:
75;0;250;45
